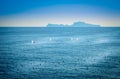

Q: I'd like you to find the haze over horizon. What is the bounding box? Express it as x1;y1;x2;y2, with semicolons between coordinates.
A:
0;0;120;27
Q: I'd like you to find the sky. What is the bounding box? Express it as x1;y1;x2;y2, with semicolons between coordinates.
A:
0;0;120;27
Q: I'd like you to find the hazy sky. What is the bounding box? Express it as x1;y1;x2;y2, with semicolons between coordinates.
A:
0;0;120;27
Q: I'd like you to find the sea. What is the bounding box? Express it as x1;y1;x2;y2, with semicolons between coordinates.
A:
0;27;120;79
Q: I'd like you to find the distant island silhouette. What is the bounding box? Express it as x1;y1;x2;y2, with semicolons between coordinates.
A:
47;21;101;27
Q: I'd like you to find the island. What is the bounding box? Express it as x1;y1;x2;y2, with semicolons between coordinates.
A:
46;21;101;27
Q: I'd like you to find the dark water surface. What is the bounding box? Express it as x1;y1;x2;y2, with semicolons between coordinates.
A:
0;27;120;79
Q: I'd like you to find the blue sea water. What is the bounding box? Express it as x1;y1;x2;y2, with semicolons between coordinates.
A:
0;27;120;79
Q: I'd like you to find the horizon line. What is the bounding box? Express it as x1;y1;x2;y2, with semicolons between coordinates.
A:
0;21;120;27
0;26;120;27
